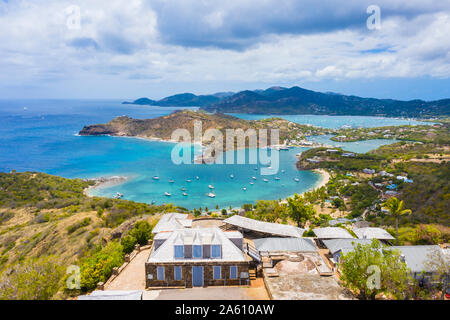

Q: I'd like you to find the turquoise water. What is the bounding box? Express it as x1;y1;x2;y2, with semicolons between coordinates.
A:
307;135;399;153
0;99;413;209
229;113;431;129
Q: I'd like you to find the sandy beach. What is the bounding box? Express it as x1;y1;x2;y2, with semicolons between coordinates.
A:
312;169;331;190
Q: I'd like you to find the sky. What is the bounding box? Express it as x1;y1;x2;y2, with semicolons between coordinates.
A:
1;0;450;100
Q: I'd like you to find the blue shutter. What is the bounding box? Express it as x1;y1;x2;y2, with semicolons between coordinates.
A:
213;266;221;280
193;245;202;258
174;266;182;280
230;266;237;279
157;266;165;280
211;245;221;258
174;245;184;258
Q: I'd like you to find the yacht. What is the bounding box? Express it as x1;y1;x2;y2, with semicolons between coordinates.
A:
252;176;257;180
207;192;216;198
114;192;123;199
180;187;186;191
151;200;156;204
196;176;199;180
186;179;192;183
182;192;188;196
208;184;214;189
242;187;247;191
281;169;285;173
230;174;234;179
274;177;280;180
263;178;269;182
169;179;175;183
250;182;254;185
152;176;160;180
294;178;300;182
164;192;171;196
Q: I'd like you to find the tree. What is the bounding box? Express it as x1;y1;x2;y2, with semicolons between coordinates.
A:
287;194;315;227
120;235;137;254
382;197;412;245
0;256;64;300
129;220;152;246
340;239;411;300
424;247;450;300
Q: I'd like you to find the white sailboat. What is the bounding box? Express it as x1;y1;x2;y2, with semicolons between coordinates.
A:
230;174;234;179
250;182;254;185
242;187;247;191
208;184;214;189
183;192;188;196
186;179;192;183
152;176;160;180
169;179;174;183
252;176;257;180
164;192;171;196
263;178;269;182
274;177;280;180
294;178;300;182
207;192;216;198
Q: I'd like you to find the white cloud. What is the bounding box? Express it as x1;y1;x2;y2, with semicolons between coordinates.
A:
0;0;449;98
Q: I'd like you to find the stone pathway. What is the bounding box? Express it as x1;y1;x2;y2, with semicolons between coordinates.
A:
105;249;150;291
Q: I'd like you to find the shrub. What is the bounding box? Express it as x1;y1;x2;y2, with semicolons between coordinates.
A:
0;256;64;300
67;217;91;234
120;235;137;254
80;241;124;291
128;220;152;246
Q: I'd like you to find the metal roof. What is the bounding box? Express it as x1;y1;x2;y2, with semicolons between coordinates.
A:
78;290;143;300
253;237;318;252
390;245;445;273
313;227;354;239
148;228;247;263
223;215;305;238
353;227;395;240
152;212;192;234
322;238;373;255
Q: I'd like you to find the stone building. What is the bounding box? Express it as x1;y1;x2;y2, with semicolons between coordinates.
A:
146;228;250;288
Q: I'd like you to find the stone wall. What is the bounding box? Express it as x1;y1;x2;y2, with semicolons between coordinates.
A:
145;261;249;288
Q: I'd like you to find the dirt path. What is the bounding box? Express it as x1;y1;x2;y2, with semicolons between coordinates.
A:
105;249;151;291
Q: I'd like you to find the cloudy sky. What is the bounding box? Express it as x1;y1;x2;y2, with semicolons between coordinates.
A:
1;0;450;100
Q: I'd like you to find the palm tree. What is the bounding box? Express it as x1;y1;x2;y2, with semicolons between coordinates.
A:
382;197;412;245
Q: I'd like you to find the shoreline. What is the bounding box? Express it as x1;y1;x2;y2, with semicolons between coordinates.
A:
83;176;130;197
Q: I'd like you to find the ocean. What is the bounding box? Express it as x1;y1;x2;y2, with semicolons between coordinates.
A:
0;99;429;209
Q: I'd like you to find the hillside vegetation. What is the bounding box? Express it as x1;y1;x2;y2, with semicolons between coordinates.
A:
0;172;184;298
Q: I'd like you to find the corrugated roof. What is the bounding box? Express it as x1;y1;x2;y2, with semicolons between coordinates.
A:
313;227;354;239
223;215;304;238
152;212;192;234
148;228;246;263
78;290;142;300
390;245;445;273
353;227;395;240
253;237;318;252
322;238;373;255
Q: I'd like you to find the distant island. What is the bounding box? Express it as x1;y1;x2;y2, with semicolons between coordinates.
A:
122;86;450;118
79;109;329;150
